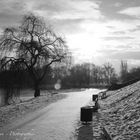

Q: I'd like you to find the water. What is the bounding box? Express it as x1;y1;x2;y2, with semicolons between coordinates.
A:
0;89;104;140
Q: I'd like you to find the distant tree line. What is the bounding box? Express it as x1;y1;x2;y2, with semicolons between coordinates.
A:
0;61;118;91
52;62;118;89
120;60;140;83
2;59;140;92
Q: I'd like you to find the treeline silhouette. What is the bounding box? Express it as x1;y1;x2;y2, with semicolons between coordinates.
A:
0;67;52;89
121;67;140;82
53;62;118;89
2;61;140;91
1;58;140;104
109;61;140;90
0;62;117;90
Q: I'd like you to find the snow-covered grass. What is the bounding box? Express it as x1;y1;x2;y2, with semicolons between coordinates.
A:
99;81;140;140
0;89;67;128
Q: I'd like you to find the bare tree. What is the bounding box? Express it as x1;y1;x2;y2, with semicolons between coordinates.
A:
120;60;128;83
103;62;116;85
0;13;68;97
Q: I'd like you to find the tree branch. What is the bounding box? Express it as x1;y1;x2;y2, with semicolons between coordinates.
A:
39;57;63;81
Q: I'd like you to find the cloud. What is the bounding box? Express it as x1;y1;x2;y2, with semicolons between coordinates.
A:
0;0;103;34
112;51;140;60
119;6;140;18
111;31;126;35
51;18;85;34
104;19;140;31
98;49;140;60
101;19;140;45
128;25;140;32
0;0;27;27
26;0;103;20
1;0;140;70
23;0;103;34
114;2;123;7
103;36;134;41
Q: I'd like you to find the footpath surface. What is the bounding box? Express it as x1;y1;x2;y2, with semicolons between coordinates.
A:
0;91;66;129
0;89;108;140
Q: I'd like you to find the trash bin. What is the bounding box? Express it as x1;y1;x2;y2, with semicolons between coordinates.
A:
80;106;93;122
92;94;98;101
92;102;98;112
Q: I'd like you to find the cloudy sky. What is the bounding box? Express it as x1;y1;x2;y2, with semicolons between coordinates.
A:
0;0;140;71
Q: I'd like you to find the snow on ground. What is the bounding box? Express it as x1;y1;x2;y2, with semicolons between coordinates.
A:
99;81;140;140
0;90;66;128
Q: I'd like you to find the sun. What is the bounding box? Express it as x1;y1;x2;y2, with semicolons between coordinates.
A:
66;21;110;63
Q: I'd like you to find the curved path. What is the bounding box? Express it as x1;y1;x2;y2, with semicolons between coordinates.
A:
0;89;105;140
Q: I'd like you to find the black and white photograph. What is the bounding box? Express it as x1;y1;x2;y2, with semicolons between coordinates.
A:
0;0;140;139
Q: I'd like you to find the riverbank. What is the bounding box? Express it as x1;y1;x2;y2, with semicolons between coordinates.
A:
0;90;67;128
99;81;140;140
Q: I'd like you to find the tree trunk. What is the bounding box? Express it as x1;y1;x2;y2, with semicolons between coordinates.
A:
34;82;40;97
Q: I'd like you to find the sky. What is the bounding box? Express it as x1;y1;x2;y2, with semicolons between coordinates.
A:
0;0;140;71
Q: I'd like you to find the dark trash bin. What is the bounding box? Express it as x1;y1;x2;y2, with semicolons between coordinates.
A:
92;102;98;112
80;106;93;122
92;94;98;101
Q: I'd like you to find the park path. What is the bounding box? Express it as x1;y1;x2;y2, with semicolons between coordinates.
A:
0;89;105;140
